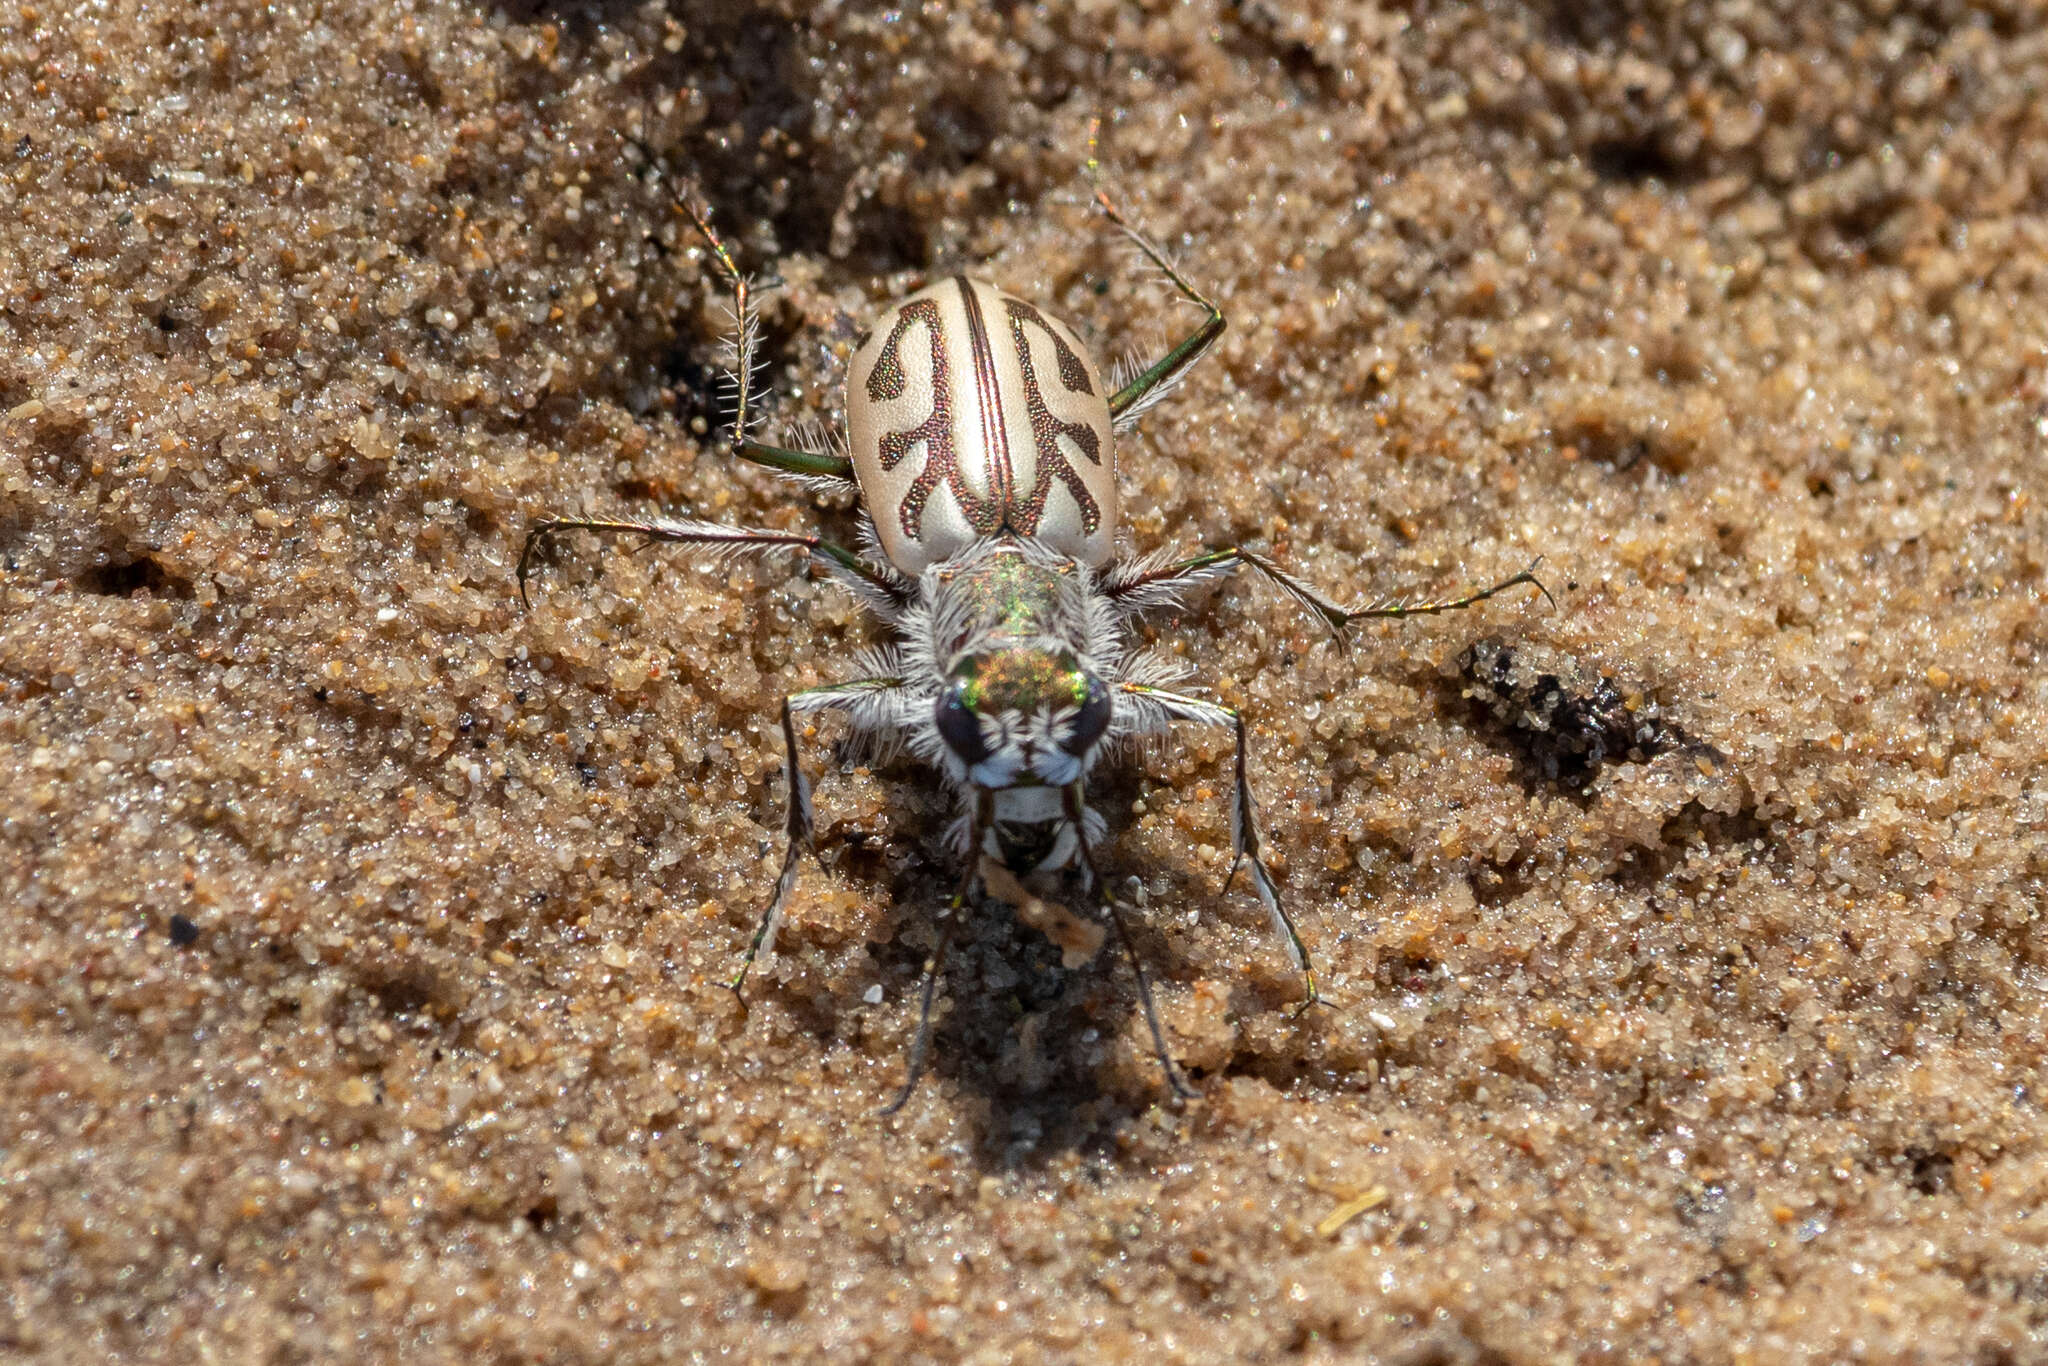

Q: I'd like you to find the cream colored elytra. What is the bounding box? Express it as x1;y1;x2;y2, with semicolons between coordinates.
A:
845;276;1117;573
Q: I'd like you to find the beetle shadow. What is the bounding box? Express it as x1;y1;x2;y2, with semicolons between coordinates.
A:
849;848;1206;1163
766;748;1224;1163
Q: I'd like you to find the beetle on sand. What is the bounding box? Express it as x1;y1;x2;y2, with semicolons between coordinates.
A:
520;137;1548;1112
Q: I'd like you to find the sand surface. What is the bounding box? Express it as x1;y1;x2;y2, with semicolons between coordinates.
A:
5;1;2047;1361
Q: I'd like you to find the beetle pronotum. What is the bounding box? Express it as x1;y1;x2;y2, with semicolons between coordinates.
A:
521;136;1547;1110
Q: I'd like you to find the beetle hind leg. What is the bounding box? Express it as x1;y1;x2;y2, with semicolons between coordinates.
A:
1084;116;1227;428
628;147;857;488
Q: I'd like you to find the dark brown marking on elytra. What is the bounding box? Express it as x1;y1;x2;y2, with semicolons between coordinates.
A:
866;297;964;542
1002;296;1103;537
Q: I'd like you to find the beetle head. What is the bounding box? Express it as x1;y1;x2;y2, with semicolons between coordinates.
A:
934;646;1112;789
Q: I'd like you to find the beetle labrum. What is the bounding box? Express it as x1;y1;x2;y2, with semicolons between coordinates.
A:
520;149;1546;1110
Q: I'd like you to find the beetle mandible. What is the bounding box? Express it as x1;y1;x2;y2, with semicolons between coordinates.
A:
520;134;1548;1111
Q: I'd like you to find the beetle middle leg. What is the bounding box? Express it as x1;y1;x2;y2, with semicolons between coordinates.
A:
1104;547;1552;648
518;514;911;616
1084;116;1227;427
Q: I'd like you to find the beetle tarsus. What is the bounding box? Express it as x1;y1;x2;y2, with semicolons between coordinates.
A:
1104;546;1552;644
1084;119;1228;427
619;139;852;487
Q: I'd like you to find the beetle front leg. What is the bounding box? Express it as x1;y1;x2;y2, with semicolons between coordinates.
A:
1114;685;1320;1014
729;678;907;1002
727;697;816;1001
1104;547;1551;646
1084;118;1227;428
518;515;910;617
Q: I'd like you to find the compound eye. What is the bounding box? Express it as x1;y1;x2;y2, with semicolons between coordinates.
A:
934;684;988;766
1061;675;1113;756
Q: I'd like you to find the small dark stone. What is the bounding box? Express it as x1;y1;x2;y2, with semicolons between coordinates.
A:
1907;1148;1954;1195
168;914;200;947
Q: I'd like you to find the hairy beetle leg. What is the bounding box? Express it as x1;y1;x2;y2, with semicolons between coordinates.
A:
1105;548;1553;647
1115;686;1321;1017
626;144;855;487
516;515;910;616
1084;116;1227;428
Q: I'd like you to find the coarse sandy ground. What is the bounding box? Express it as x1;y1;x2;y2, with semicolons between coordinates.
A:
5;1;2048;1361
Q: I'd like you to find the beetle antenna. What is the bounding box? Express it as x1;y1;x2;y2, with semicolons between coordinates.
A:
878;912;955;1116
881;799;988;1115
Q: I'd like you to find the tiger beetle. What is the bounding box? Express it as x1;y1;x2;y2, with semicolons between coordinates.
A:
519;134;1548;1112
